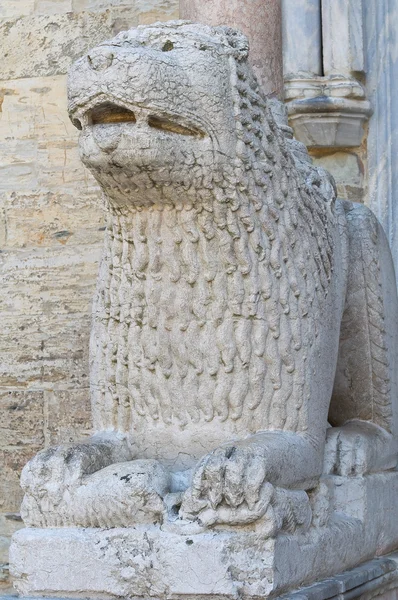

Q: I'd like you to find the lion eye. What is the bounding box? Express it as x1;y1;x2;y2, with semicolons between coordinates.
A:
90;102;136;125
148;115;204;137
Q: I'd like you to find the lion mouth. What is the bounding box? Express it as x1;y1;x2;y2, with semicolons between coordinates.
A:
77;101;205;138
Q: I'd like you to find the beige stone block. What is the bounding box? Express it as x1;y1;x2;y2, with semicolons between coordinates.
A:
0;78;82;195
71;0;178;20
3;189;104;248
0;391;45;447
73;0;136;9
0;513;24;572
0;313;92;390
0;76;101;202
136;0;179;24
46;389;92;445
0;77;76;142
0;448;39;511
0;0;35;19
312;152;363;187
0;245;97;388
0;245;99;392
0;8;139;80
0;207;6;246
36;142;97;192
0;140;39;192
35;0;73;14
0;514;24;548
0;245;99;317
311;151;364;203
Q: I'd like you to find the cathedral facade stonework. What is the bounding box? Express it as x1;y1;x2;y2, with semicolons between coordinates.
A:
1;1;398;598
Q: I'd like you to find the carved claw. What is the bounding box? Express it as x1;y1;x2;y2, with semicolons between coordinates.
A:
181;479;311;537
21;444;90;503
180;439;313;536
20;434;132;525
324;421;396;477
188;443;268;513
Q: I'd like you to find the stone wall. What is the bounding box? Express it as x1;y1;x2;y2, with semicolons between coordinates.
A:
0;0;178;591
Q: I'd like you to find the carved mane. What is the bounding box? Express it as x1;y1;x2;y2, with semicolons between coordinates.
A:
87;23;337;435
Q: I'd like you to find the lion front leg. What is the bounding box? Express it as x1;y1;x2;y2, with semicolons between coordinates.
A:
180;431;321;534
20;432;132;526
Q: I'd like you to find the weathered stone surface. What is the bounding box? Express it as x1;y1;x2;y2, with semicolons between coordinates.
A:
282;0;322;76
180;0;283;97
3;190;104;248
0;512;23;594
0;391;45;447
0;75;104;248
4;555;398;600
0;249;99;395
0;76;75;143
0;246;99;317
0;9;141;80
10;20;398;599
45;390;92;445
312;151;365;204
75;0;178;19
10;473;398;598
0;449;41;512
0;0;35;19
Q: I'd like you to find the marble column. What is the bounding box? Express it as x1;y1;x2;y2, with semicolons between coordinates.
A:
282;0;322;77
364;0;398;276
179;0;283;98
322;0;365;76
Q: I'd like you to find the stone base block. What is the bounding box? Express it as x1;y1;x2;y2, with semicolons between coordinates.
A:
9;473;398;599
3;558;398;600
3;556;398;600
9;518;365;599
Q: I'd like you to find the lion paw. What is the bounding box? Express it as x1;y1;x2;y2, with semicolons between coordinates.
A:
324;421;395;476
179;443;312;536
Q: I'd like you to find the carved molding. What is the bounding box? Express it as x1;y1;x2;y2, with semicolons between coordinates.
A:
285;76;372;148
282;0;371;148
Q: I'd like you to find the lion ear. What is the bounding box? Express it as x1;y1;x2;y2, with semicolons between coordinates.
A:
214;26;249;60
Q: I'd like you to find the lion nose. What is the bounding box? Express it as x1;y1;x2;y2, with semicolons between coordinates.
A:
87;49;114;71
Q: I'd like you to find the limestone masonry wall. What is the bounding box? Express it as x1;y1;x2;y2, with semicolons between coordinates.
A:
0;0;178;590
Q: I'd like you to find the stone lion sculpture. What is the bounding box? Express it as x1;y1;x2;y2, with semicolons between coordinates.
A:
20;21;398;533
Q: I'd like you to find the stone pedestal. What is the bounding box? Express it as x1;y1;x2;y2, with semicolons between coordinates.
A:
7;18;398;600
3;556;398;600
10;472;398;599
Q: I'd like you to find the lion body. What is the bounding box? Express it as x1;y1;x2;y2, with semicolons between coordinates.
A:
19;21;398;533
62;21;398;471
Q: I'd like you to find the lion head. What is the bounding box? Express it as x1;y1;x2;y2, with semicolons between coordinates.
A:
68;21;251;208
